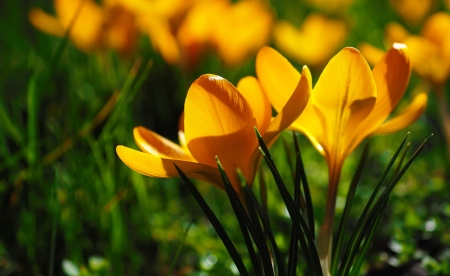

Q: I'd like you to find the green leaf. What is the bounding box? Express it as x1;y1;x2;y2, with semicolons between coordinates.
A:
331;140;371;275
215;157;265;275
255;127;322;276
338;133;409;276
174;164;249;276
168;218;194;276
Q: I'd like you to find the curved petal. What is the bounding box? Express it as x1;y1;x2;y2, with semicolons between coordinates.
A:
116;145;223;189
350;44;411;153
249;66;312;184
312;47;377;160
236;76;271;134
263;66;312;147
184;74;258;186
373;93;428;135
133;126;193;161
256;46;301;113
28;8;65;37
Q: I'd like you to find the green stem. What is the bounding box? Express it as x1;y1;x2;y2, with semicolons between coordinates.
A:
318;159;343;276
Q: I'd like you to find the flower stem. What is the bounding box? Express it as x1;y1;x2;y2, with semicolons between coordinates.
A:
318;160;343;276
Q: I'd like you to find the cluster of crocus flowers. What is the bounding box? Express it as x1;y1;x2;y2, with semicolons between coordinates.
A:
255;45;427;274
28;0;273;68
273;13;348;69
116;69;312;194
360;11;450;159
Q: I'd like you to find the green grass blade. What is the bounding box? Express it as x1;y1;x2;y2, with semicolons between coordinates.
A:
331;140;370;275
338;133;409;276
167;218;194;276
27;74;38;167
255;128;321;275
259;172;269;219
242;185;286;276
0;97;23;145
287;134;304;275
174;165;249;276
293;132;314;238
216;158;264;275
350;201;386;276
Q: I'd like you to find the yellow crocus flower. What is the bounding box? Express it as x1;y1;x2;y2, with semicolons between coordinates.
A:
29;0;139;55
29;0;104;51
273;13;348;69
117;71;311;193
177;0;273;68
389;0;435;26
256;45;427;274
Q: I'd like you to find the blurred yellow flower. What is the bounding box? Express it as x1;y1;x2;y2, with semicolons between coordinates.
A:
389;0;435;25
29;0;139;55
273;13;348;69
256;45;427;273
117;71;311;193
177;0;273;68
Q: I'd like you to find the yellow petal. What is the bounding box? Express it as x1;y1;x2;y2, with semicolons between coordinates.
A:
141;17;180;64
359;42;385;67
54;0;104;51
374;93;428;135
236;76;271;134
350;44;411;153
28;8;65;37
385;22;409;45
211;0;274;66
247;66;312;185
133;126;193;161
116;145;223;189
421;12;450;46
184;74;258;186
256;46;301;113
312;47;376;159
273;14;347;68
389;0;434;25
263;66;312;147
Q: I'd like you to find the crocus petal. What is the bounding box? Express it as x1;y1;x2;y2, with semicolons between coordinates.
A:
421;12;450;46
385;22;409;45
54;0;104;51
359;42;385;66
263;66;312;146
211;0;273;66
28;8;65;37
116;145;222;189
273;14;347;68
133;126;193;161
374;93;428;135
185;74;258;186
312;47;376;159
236;76;271;134
256;46;301;113
350;44;411;153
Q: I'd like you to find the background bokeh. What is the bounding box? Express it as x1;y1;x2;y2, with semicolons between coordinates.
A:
1;0;449;275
